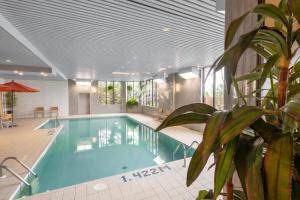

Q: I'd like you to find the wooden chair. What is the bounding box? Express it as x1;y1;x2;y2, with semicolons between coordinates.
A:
34;107;45;118
50;106;59;117
0;113;13;128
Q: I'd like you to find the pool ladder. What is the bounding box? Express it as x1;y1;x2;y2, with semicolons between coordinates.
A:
0;157;37;194
173;140;200;167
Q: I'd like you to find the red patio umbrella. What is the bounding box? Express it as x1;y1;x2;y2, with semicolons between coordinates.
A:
0;80;39;125
0;84;10;92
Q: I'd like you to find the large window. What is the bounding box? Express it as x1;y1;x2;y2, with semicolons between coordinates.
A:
141;80;158;107
98;81;122;105
126;81;140;101
203;68;224;109
125;80;158;107
215;69;224;110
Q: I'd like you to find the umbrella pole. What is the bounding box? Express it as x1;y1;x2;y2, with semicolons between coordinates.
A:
11;91;14;126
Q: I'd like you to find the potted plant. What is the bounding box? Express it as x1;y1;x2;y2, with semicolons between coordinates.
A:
156;1;300;199
5;92;16;113
107;84;114;92
127;85;133;92
126;97;139;113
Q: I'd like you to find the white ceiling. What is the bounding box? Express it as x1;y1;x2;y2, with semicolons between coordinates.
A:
0;0;224;81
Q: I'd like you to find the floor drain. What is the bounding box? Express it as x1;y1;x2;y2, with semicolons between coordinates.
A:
93;183;107;191
122;166;127;170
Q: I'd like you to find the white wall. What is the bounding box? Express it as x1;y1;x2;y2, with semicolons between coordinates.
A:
10;79;69;118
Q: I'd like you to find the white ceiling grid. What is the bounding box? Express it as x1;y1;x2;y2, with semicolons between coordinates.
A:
0;0;224;80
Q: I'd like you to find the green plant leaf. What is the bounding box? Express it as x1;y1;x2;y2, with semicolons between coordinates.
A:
245;138;264;200
250;44;271;59
196;190;210;200
260;54;279;86
288;0;300;24
232;76;247;105
219;106;265;145
156;103;216;131
213;137;239;199
217;29;259;93
250;118;281;143
233;190;247;200
289;63;300;82
264;134;293;200
187;111;228;187
282;99;300;121
236;72;262;82
255;28;288;57
253;4;289;27
155;113;209;129
287;84;300;100
225;12;250;49
234;135;253;194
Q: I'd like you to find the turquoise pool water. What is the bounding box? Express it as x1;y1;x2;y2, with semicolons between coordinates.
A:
18;117;194;197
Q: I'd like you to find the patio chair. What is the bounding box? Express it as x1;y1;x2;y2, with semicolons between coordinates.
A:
0;113;13;128
50;106;59;117
34;107;45;118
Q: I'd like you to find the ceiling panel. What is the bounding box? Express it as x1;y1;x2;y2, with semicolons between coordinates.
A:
0;27;48;67
0;0;224;81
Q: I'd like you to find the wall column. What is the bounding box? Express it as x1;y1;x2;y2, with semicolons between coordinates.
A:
224;0;259;109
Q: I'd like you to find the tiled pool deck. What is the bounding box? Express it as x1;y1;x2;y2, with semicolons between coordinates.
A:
0;114;216;200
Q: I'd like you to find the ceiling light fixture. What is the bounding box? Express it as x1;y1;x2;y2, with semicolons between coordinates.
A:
18;72;23;76
163;27;171;32
153;78;166;84
13;70;18;74
76;81;91;86
5;59;11;63
112;71;130;75
178;67;199;79
153;74;167;84
158;67;167;72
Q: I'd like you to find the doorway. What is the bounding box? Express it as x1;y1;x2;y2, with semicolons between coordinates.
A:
78;93;90;115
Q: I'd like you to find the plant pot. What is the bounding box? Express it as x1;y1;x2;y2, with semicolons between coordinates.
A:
126;106;141;113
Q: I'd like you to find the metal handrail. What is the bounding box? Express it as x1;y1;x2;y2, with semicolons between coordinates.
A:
0;165;30;187
173;140;200;167
53;115;60;129
0;157;37;177
0;157;35;195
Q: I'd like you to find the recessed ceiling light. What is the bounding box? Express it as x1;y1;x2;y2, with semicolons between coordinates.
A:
76;81;91;86
5;59;11;63
18;72;23;76
40;72;45;75
13;70;18;74
163;27;171;32
179;67;199;79
133;56;137;60
158;67;167;72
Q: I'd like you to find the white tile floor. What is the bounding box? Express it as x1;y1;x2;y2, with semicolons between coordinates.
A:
22;157;216;200
1;114;216;200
